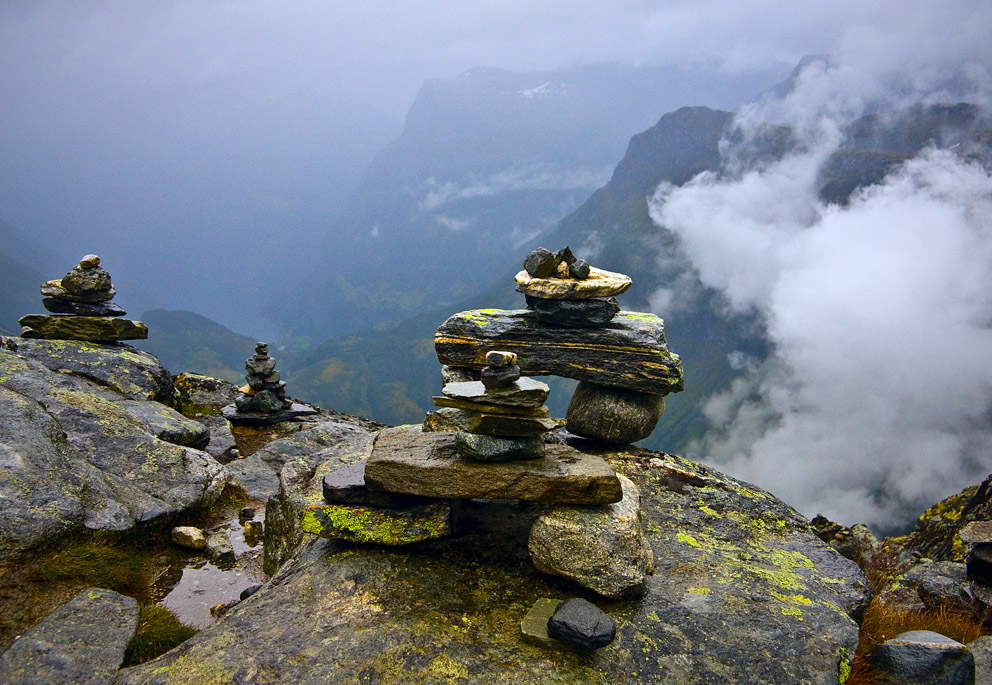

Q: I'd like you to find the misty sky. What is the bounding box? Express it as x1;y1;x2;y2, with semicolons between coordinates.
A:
0;0;951;329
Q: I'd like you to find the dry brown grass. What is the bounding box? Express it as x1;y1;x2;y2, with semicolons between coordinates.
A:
845;597;989;683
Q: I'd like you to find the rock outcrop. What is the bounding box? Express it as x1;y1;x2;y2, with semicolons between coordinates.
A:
117;426;869;684
0;338;226;560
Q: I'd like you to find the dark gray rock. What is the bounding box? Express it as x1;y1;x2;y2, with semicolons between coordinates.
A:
454;431;544;461
0;587;138;685
523;247;558;278
239;585;262;601
431;396;548;416
322;461;368;503
174;373;238;414
251;389;286;413
547;598;616;651
436;309;683;395
966;636;992;685
118;400;210;449
234;393;254;412
433;408;557;437
870;631;975;684
485;350;517;368
529;475;652;598
967;545;992;585
206;529;235;563
221;401;318;427
302;500;452;545
566;381;665;444
525;294;618;327
554;246;576;266
874;560;984;617
569;258;591;279
480;364;521;389
365;426;622;504
193;414;237;462
42;297;126;317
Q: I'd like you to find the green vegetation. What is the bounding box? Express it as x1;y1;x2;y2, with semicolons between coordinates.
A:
123;603;198;666
32;534;147;595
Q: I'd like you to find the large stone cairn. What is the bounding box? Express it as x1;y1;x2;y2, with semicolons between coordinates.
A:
300;248;679;613
221;342;317;424
18;254;148;342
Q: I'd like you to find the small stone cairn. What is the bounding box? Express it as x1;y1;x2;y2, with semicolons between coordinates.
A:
221;342;317;425
18;254;147;342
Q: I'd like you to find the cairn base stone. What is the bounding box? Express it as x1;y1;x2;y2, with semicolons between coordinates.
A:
432;396;548;416
19;314;147;342
565;381;664;444
42;297;126;317
365;426;622;504
221;402;318;425
529;475;653;598
454;430;544;462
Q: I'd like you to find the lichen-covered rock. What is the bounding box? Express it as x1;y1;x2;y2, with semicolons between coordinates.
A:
118;400;210;448
10;338;176;403
435;309;682;395
302;500;452;545
529;475;653;598
19;314;147;342
174;373;238;416
565;382;665;444
0;587;138;684
119;438;869;684
514;266;631;299
873;560;988;617
0;340;225;560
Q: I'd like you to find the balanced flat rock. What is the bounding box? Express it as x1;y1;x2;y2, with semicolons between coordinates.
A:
435;309;683;395
19;314;147;341
515;267;631;300
432;396;549;416
441;377;549;407
365;426;622;504
221;402;318;425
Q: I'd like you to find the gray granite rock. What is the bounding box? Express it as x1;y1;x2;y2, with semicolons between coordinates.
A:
365;426;622;504
0;587;138;684
454;431;544;461
547;598;616;651
529;475;653;598
870;631;975;684
966;636;992;685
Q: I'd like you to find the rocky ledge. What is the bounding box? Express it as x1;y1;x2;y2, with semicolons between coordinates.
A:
114;424;868;684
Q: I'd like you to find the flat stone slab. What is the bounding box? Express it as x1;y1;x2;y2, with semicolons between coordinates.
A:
435;310;683;395
960;521;992;544
221;402;318;425
520;598;570;650
514;267;631;299
432;396;548;416
442;377;549;408
19;314;147;342
302;500;452;545
0;587;139;684
435;409;558;437
364;426;622;504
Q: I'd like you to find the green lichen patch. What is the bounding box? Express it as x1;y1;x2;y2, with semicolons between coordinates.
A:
303;501;451;545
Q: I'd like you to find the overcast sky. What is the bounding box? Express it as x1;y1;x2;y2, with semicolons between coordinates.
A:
0;1;978;326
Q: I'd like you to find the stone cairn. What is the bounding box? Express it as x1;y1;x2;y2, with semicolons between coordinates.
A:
18;255;147;342
221;342;317;425
300;248;684;651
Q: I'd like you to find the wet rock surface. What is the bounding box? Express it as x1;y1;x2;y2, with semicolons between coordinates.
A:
0;587;138;685
19;314;148;342
117;438;868;684
869;630;975;684
435;309;683;395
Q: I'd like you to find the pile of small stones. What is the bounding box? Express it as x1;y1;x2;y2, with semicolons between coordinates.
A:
18;255;147;342
221;342;317;425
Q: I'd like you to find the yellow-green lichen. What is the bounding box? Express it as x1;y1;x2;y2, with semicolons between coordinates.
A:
686;587;711;595
839;647;852;683
677;532;701;548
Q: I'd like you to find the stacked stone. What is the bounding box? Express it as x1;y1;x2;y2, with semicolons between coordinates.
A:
434;246;682;445
435;351;558;462
221;342;317;425
518;246;622;328
18;255;147;342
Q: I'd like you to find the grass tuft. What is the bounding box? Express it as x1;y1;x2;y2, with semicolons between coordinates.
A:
32;535;147;594
123;603;198;666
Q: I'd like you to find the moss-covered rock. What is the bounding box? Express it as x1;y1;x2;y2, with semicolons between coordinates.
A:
118;434;868;684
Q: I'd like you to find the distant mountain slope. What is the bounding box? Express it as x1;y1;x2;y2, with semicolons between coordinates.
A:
135;310;257;383
270;64;781;339
0;218;70;334
284;100;992;454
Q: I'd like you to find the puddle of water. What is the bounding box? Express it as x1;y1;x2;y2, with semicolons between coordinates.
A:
149;506;266;629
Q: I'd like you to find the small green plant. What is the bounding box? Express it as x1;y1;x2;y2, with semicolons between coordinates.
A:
123;603;198;665
32;535;147;594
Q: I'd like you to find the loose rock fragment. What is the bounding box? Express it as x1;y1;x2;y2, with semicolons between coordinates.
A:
546;598;616;651
523;247;559;278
